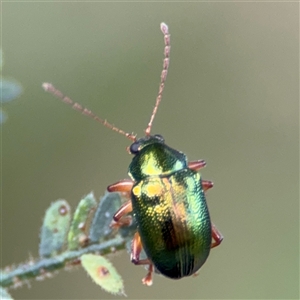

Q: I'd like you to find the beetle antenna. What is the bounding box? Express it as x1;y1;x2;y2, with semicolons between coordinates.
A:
145;22;170;136
42;83;137;142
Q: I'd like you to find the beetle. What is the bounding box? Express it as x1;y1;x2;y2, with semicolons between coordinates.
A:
43;23;223;286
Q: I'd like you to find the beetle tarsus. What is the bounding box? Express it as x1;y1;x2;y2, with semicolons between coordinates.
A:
131;232;154;285
142;264;154;286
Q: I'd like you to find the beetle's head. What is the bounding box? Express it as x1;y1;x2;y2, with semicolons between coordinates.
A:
129;134;165;155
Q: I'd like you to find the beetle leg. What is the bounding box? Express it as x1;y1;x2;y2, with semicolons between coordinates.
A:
202;180;214;191
188;159;206;171
131;232;154;286
110;200;133;229
107;180;134;228
131;232;143;263
107;179;134;192
142;264;154;286
189;161;213;191
113;200;132;221
211;223;224;248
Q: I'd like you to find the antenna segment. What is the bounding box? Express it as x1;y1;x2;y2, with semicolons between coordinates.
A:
145;22;171;136
42;83;137;142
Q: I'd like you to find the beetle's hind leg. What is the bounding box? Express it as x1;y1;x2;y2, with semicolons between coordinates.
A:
131;232;154;286
211;223;223;248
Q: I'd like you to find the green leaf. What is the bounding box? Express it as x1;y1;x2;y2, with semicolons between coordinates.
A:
89;192;122;242
0;49;3;71
0;287;13;299
0;78;23;103
0;109;7;124
39;200;71;258
81;254;125;296
68;192;97;250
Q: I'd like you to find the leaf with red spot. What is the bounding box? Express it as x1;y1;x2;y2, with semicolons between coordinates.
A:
39;200;71;258
67;193;97;250
81;254;125;296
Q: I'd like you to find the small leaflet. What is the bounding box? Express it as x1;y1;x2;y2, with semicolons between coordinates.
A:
68;192;97;250
0;49;3;70
81;254;125;296
0;287;13;300
89;192;122;242
39;200;71;258
0;79;23;103
0;110;7;124
0;49;23;124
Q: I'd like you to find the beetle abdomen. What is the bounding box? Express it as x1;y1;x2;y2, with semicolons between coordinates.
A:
131;169;211;279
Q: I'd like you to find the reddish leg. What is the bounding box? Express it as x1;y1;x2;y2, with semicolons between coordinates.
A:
107;179;134;193
107;179;134;228
202;180;214;191
108;180;154;284
131;232;154;286
188;159;206;171
110;200;133;228
189;161;213;192
211;223;223;248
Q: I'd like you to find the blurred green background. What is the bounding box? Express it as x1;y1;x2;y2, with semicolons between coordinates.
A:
1;2;299;299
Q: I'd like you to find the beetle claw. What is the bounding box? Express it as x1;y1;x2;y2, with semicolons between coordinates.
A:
142;275;153;286
142;264;154;286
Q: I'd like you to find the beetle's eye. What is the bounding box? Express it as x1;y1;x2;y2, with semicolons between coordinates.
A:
130;142;140;154
154;134;164;142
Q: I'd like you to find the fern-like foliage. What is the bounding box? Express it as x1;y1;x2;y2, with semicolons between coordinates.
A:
1;192;136;299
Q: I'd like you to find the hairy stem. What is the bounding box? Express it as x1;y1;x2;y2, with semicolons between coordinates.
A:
1;236;126;289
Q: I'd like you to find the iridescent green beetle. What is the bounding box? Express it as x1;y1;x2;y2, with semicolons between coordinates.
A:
43;23;223;286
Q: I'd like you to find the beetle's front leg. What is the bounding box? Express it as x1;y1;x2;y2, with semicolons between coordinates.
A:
107;179;134;193
131;232;154;286
107;179;134;228
211;223;223;248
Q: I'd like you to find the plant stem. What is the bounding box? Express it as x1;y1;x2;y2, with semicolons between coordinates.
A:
1;236;126;289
